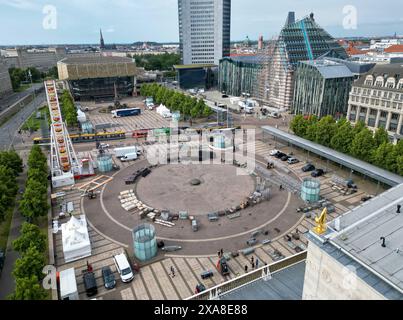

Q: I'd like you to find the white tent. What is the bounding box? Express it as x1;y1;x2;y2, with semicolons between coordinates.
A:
156;104;172;118
62;215;91;263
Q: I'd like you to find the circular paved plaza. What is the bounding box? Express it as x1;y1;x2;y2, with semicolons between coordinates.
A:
136;164;255;215
83;159;304;255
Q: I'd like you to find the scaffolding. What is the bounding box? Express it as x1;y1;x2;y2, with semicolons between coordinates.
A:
257;13;348;111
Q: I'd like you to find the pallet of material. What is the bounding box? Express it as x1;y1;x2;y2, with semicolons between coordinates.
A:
155;219;175;226
155;220;173;228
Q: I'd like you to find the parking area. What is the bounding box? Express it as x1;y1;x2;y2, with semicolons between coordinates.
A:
80;96;171;132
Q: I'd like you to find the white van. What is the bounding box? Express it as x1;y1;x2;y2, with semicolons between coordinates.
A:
113;253;134;283
120;153;138;162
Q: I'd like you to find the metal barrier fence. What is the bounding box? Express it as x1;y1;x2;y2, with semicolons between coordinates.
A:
186;251;307;300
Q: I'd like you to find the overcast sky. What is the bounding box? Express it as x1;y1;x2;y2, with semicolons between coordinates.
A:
0;0;402;45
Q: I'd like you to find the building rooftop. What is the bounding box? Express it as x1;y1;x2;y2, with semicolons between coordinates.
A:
58;56;133;65
220;261;306;300
261;126;403;186
384;45;403;54
224;54;267;64
354;63;403;87
301;59;354;79
326;183;403;295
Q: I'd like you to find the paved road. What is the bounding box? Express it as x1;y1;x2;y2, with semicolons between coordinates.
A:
0;91;46;150
0;83;43;112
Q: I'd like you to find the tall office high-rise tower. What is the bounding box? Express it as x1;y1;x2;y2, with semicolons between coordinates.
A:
178;0;231;65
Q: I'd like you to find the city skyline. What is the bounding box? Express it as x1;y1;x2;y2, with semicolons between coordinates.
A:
0;0;403;45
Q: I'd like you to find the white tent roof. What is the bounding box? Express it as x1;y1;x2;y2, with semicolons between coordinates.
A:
62;215;91;263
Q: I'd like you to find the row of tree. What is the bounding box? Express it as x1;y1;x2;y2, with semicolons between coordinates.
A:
9;223;48;300
8;67;58;91
140;83;213;119
0;151;23;222
130;53;180;71
19;145;49;222
290;115;403;176
8;145;49;300
60;90;78;127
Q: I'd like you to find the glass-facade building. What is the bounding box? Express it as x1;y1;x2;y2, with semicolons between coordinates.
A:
262;12;348;110
292;59;354;117
174;64;218;90
69;76;134;101
219;55;265;97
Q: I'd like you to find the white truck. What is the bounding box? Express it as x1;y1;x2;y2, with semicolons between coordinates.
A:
59;268;79;300
120;153;138;162
114;146;139;158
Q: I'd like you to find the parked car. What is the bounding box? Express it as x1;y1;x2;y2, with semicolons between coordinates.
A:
281;155;291;161
269;149;279;156
287;157;299;164
275;152;286;159
113;253;134;283
83;272;98;297
311;169;325;177
302;163;315;172
102;266;116;290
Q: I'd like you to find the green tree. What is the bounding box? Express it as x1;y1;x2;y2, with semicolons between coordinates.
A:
330;121;355;154
290;115;308;137
349;128;376;160
352;120;366;135
0;151;23;176
13;246;46;280
8;275;48;300
13;223;47;254
19;180;49;221
28;145;47;173
27;167;48;186
371;142;399;173
315;115;336;147
397;155;403;176
373;127;389;147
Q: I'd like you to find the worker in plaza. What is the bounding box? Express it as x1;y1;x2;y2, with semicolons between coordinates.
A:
170;266;175;278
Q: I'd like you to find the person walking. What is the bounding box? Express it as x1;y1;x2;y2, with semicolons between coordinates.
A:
250;256;254;265
170;266;175;278
244;265;248;273
220;248;224;257
251;262;255;269
255;258;259;269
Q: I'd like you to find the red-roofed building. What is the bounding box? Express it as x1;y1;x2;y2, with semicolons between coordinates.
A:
384;44;403;54
346;42;369;57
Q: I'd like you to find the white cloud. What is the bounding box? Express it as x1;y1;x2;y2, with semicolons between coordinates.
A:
105;27;115;33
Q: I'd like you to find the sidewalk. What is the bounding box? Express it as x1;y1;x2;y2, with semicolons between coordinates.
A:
0;149;29;300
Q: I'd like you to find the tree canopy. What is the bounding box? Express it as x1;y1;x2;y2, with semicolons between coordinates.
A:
13;223;47;254
140;83;213;120
289;115;402;176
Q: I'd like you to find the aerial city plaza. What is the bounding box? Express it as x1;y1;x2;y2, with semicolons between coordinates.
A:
0;0;402;305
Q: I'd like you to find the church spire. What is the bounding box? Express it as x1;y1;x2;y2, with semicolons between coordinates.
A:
100;28;105;49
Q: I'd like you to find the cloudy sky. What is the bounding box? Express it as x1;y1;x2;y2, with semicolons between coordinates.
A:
0;0;402;45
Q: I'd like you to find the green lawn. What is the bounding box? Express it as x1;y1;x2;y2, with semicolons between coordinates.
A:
21;106;49;132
